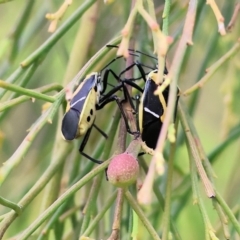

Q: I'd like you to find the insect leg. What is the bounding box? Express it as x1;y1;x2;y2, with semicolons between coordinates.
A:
79;125;103;164
132;94;141;132
97;94;135;135
101;68;120;94
93;123;108;139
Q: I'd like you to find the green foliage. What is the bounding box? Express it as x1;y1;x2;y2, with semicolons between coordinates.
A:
0;0;240;240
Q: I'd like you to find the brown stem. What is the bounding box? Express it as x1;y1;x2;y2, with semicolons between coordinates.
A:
107;189;125;240
227;3;240;31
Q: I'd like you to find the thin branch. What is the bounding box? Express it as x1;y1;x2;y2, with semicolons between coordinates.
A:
0;93;64;187
206;0;226;35
0;80;56;103
179;100;215;198
46;0;73;33
215;191;240;236
183;39;240;96
125;190;161;240
0;197;22;215
21;0;96;67
16;160;111;239
227;3;240;31
80;191;118;238
107;189;125;240
0;142;73;238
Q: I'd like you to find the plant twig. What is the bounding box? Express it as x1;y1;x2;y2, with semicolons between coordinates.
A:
125;190;161;240
63;1;100;86
46;0;73;33
0;142;73;239
213;200;230;239
206;0;226;35
183;39;240;96
16;159;111;240
162;136;177;240
215;190;240;235
0;196;22;215
0;80;56;103
21;0;96;67
8;0;35;62
80;190;118;238
36;160;97;240
0;93;64;187
208;124;240;163
188;145;218;240
227;3;240;31
65;35;121;100
80;175;104;235
107;189;125;240
0;83;62;112
179;100;215;198
143;0;197;202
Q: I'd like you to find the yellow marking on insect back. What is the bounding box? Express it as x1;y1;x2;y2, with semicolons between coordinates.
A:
139;96;144;133
141;141;155;155
149;71;167;122
148;70;158;83
77;88;97;136
65;80;85;113
158;92;167;122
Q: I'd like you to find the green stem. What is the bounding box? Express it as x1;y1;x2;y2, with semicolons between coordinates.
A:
0;61;40;107
0;143;73;239
17;160;110;240
65;35;121;94
183;39;240;96
21;0;96;67
215;190;240;235
178;100;215;198
9;0;35;62
162;0;171;35
80;175;104;235
189;148;212;240
63;2;100;85
0;84;62;112
0;93;64;187
140;158;181;240
153;0;198;161
208;124;240;163
37;160;96;240
0;80;56;103
0;95;29;112
213;200;230;239
39;117;66;218
81;191;117;238
125;190;161;240
0;196;22;215
108;189;125;240
0;67;26;98
162;141;176;240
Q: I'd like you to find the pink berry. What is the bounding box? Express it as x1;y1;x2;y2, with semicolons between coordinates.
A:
107;153;139;188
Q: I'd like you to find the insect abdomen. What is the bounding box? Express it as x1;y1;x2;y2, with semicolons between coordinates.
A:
62;109;80;140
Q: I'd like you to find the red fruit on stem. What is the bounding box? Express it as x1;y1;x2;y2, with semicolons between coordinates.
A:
107;153;139;188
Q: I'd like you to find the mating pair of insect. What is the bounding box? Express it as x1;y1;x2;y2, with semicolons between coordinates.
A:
61;45;179;164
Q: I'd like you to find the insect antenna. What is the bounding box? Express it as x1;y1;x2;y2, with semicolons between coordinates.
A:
100;51;140;74
106;44;157;61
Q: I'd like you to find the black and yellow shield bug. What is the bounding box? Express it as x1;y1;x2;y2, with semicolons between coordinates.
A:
62;72;100;141
106;45;179;152
61;54;143;164
138;68;179;150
